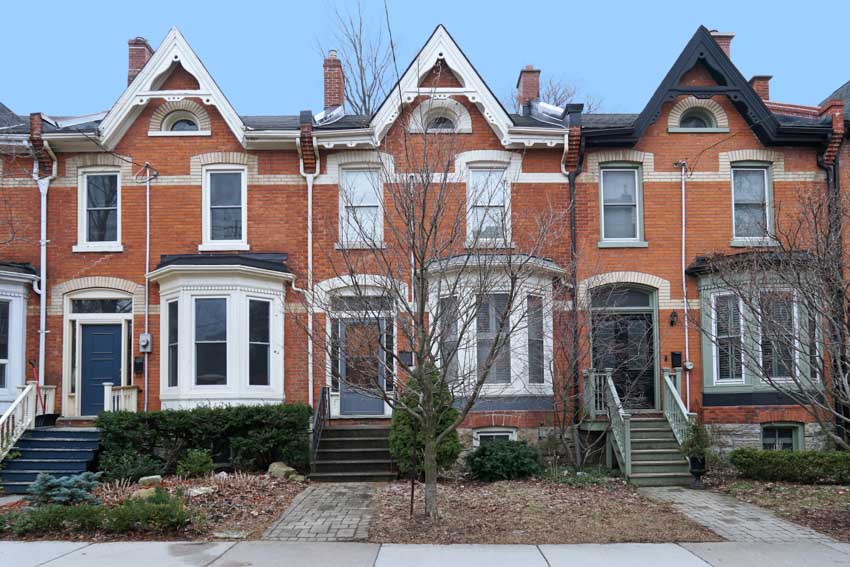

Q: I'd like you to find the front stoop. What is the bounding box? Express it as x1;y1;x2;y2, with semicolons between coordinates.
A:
0;427;100;494
310;425;396;482
626;415;691;487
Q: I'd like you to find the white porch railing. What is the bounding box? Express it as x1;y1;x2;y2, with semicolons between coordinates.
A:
662;367;696;445
1;381;57;461
103;383;140;413
604;373;631;477
582;368;612;417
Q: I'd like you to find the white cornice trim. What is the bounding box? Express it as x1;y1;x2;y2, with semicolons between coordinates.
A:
147;264;294;283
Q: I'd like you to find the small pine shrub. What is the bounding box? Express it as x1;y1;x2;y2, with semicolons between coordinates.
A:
99;450;164;482
466;440;542;481
27;472;102;506
729;448;850;484
10;504;105;535
105;488;199;533
176;449;214;478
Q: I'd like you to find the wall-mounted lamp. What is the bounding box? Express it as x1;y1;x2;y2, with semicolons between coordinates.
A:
669;311;679;326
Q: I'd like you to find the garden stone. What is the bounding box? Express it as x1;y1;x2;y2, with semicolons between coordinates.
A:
291;474;306;482
268;462;296;479
187;486;215;497
213;530;248;539
215;471;229;480
130;487;157;500
138;475;162;487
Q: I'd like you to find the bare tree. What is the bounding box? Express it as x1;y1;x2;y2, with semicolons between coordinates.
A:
698;181;850;449
508;76;602;114
318;1;392;115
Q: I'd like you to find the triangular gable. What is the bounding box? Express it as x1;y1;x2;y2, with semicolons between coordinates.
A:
370;25;514;144
98;28;245;149
603;26;828;147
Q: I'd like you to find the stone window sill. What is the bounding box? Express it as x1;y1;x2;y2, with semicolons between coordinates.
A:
72;243;124;253
597;240;648;249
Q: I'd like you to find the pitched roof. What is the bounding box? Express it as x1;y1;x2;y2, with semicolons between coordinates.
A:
821;79;850;119
0;102;24;131
157;253;290;273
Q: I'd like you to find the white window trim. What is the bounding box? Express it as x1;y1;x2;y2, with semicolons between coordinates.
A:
337;167;384;249
711;291;745;385
731;165;774;245
756;288;800;385
192;296;230;387
200;164;249;252
465;165;512;248
473;427;517;448
598;166;645;246
148;110;211;137
247;296;273;388
0;280;29;404
74;168;123;253
165;299;179;390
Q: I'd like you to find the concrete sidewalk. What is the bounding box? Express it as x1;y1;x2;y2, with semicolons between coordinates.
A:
3;540;850;566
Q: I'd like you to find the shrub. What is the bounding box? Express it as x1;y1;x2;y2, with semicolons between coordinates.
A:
388;365;461;476
10;504;105;535
176;449;214;478
680;421;711;458
27;472;102;506
729;448;850;484
99;450;164;482
466;440;542;481
105;488;199;534
96;403;311;473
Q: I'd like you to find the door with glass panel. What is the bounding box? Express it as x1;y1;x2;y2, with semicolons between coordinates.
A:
334;318;392;416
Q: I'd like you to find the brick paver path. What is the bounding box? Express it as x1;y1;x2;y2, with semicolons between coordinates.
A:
263;483;375;542
641;486;834;543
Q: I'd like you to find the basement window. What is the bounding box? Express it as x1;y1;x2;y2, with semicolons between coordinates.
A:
762;424;800;451
473;428;517;447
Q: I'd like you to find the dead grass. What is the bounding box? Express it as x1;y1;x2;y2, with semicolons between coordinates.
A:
369;478;722;544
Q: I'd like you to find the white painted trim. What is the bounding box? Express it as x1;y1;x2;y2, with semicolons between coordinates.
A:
75;167;122;252
0;280;29;408
599;166;643;244
201;164;249;251
731;165;773;241
710;291;746;385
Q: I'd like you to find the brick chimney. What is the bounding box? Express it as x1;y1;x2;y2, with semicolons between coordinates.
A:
128;37;154;86
323;50;345;111
710;31;734;58
749;75;772;101
516;65;541;107
28;113;52;177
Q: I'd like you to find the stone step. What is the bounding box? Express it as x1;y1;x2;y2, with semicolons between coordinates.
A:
309;471;397;483
316;447;392;461
312;459;395;474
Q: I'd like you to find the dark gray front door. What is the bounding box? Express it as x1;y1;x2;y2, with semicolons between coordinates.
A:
81;324;122;415
339;319;386;416
592;313;655;410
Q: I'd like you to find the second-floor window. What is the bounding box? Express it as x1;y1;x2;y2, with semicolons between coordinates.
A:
76;170;121;252
202;167;247;250
340;169;382;246
732;167;770;240
600;168;641;242
467;168;508;244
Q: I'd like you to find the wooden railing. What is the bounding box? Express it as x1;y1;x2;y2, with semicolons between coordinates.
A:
1;381;56;461
311;387;330;472
582;368;612;418
662;368;696;445
604;374;631;477
103;383;140;412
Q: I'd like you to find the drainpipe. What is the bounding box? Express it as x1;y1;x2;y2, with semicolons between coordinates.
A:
675;160;692;411
142;163;156;411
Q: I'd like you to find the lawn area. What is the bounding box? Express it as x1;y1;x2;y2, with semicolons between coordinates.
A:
716;479;850;542
369;476;721;544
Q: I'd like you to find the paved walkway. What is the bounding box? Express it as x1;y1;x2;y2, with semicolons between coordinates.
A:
263;483;374;542
641;486;834;543
3;541;850;566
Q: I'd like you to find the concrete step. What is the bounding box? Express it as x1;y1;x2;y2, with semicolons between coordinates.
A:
312;459;395;474
309;471;397;483
318;437;390;450
629;472;693;487
2;458;89;472
316;447;392;461
15;437;100;450
322;427;391;439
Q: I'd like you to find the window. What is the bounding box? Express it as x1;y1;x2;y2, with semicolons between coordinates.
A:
71;298;132;314
600;168;641;241
762;425;797;451
0;301;8;389
167;301;179;388
760;291;796;381
195;298;227;385
249;299;271;386
679;108;715;129
340;169;382;245
473;428;517;447
732;167;770;239
162;111;200;132
527;295;544;384
426;115;455;132
468;168;508;242
439;297;459;382
714;294;743;383
202;167;247;250
76;171;121;251
477;294;511;384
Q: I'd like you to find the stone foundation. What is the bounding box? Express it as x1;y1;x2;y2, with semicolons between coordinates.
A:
706;422;826;454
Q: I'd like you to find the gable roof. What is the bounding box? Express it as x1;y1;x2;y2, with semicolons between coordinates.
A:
821;79;850;120
584;26;832;147
97;28;246;149
0;102;24;131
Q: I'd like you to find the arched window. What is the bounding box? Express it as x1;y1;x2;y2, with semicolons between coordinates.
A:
426;115;455;132
679;108;715;129
162;111;199;132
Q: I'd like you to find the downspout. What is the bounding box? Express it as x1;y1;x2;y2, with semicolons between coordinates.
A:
142;163;155;411
675;161;692;411
296;119;319;407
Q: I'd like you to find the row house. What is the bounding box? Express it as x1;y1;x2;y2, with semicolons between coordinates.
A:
0;25;844;484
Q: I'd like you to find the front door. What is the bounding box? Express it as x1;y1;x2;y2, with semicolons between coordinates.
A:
339;319;386;416
592;313;655;410
80;324;122;416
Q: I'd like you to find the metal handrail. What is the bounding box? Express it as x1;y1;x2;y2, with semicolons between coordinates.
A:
662;368;696;445
311;387;331;471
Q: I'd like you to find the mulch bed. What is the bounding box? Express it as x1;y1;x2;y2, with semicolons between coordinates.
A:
0;473;306;541
369;478;722;544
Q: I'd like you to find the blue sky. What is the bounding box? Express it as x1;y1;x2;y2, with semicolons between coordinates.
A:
2;0;849;117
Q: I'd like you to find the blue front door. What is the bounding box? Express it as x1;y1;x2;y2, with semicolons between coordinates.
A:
81;324;122;416
339;319;387;416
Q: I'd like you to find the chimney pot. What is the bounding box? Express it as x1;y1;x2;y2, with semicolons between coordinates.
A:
516;65;541;108
128;37;154;86
710;31;734;58
749;75;772;101
323;50;345;111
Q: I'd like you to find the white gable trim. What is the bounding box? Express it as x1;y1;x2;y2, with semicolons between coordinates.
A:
371;26;514;146
98;28;245;150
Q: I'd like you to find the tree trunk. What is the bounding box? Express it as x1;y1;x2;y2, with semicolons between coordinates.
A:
422;438;439;519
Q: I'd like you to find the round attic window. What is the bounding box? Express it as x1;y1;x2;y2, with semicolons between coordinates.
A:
162;110;200;132
426;115;455;132
679;108;715;129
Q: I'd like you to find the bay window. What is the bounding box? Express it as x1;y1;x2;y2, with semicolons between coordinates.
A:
249;299;271;386
167;301;179;388
0;301;8;389
195;298;227;386
477;294;511;384
527;295;544;384
713;293;743;383
760;291;796;381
